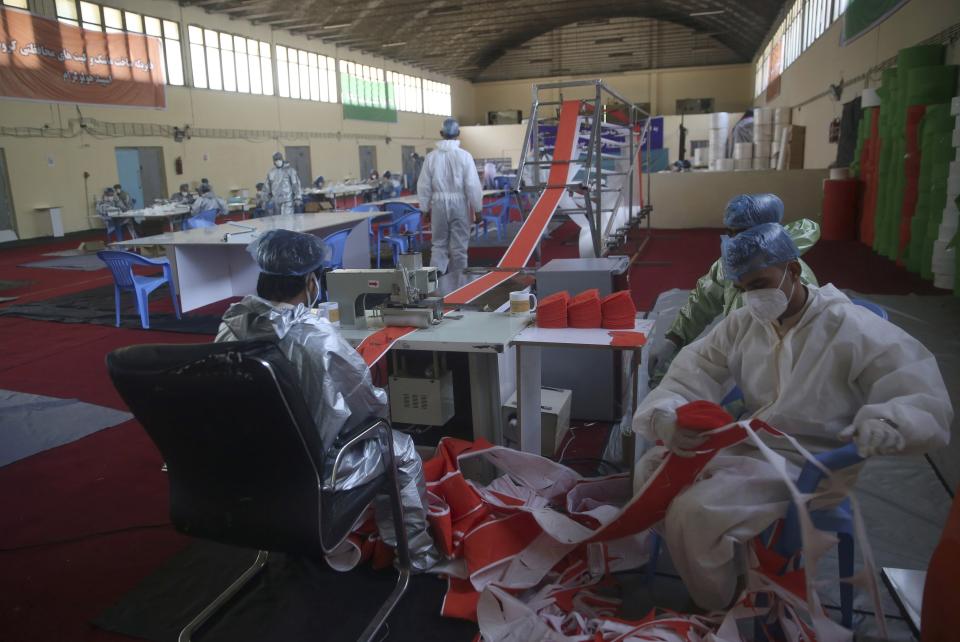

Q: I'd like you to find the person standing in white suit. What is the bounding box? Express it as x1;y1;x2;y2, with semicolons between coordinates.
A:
417;118;483;286
632;222;952;611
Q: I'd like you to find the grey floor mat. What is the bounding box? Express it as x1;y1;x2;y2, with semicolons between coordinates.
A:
0;389;132;467
19;254;105;271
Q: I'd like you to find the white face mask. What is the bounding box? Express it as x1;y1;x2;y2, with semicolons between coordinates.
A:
274;159;283;168
307;274;321;308
743;268;796;323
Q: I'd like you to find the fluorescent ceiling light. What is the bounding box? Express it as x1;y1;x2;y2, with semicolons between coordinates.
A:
382;41;406;47
322;22;353;29
689;10;725;17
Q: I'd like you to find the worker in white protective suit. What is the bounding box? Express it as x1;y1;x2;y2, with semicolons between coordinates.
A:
265;151;303;216
216;230;439;572
190;183;228;217
417;118;483;286
632;222;953;611
647;193;821;384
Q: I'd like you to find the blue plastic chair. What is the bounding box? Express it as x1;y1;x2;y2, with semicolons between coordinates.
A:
323;229;350;270
379;212;422;267
376;204;421;267
494;175;523;218
477;191;512;241
849;298;888;320
97;250;181;330
183;209;218;230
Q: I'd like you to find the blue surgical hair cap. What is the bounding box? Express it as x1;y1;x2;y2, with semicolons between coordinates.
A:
721;222;800;281
723;193;785;229
248;229;330;276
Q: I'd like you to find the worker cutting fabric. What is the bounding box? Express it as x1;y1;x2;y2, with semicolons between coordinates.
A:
632;223;952;612
215;230;439;572
417;118;483;287
265;152;303;216
648;193;821;382
190;184;228;217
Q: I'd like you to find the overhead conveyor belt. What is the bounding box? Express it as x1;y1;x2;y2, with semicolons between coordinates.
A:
444;99;584;306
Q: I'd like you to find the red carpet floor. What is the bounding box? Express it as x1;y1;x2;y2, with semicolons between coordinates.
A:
0;229;947;642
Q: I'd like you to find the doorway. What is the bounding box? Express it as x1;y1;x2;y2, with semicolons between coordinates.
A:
401;144;415;191
283;145;312;188
114;147;167;208
0;149;17;239
358;145;377;181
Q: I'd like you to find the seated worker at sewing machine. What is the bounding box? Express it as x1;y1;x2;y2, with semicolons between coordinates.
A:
632;223;952;612
214;229;439;571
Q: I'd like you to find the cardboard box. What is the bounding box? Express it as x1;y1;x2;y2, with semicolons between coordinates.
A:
502;387;572;457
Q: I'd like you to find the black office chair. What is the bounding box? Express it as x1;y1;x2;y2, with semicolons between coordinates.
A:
106;340;410;642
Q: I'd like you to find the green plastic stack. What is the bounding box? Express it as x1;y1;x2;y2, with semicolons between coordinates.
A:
873;44;946;260
906;103;953;275
873;68;899;254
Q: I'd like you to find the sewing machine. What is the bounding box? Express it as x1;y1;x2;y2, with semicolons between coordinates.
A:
326;252;442;328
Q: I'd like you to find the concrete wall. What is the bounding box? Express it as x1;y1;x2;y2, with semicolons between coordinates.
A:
468;64;755;124
0;0;468;239
648;168;829;228
758;0;960;169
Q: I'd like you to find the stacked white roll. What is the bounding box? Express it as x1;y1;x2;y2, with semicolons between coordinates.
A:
753;108;775;170
733;142;753;160
774;107;792;127
716;158;735;171
693;146;708;168
734;159;752;171
709;112;729;170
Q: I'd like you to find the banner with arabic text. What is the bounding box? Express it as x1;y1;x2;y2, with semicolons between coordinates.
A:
0;7;165;108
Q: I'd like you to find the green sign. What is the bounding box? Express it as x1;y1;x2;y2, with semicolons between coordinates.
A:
340;72;398;122
342;104;398;123
842;0;909;45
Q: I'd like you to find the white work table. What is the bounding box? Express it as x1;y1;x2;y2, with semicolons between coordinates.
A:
510;318;654;454
110;211;376;312
366;189;504;208
108;204;191;231
341;310;535;446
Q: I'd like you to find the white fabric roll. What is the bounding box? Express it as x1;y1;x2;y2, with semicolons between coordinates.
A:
934;272;955;290
932;241;956;273
942;203;959;226
952;96;960;116
777;126;792;170
754;107;774;124
949;171;960;199
940;222;958;242
953;127;960;148
754;141;773;158
752;157;771;170
829;167;851;180
774;107;792;125
710;112;730;130
734;158;752;171
709;159;718;171
733;142;753;160
770;157;778;169
716;158;735;171
693;148;707;166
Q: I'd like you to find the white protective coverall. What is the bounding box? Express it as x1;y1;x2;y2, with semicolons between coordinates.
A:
266;163;302;216
417;139;483;280
216;296;440;571
632;283;952;610
191;193;227;216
